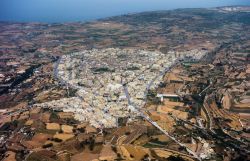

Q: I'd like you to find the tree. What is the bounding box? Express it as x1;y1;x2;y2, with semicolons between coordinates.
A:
89;138;95;151
52;138;63;142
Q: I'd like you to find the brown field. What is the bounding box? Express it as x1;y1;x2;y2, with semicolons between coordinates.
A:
85;125;98;133
71;150;99;161
26;151;56;161
53;133;74;141
24;120;34;126
77;133;93;142
150;111;175;132
30;108;41;114
3;151;16;161
52;139;80;154
61;125;73;133
0;115;11;125
46;123;60;130
133;135;150;146
76;122;88;129
162;100;184;108
164;73;183;83
22;133;52;149
157;106;188;120
34;89;66;103
122;145;151;160
153;149;173;158
41;112;51;123
117;135;127;145
99;144;117;161
123;126;147;144
33;133;53;143
18;111;29;120
159;83;183;94
239;113;250;120
22;140;43;149
119;145;132;160
152;135;170;142
11;102;28;111
233;103;250;109
153;148;194;161
57;152;71;161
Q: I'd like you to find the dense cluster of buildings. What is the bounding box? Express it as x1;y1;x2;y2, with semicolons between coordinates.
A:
35;48;207;128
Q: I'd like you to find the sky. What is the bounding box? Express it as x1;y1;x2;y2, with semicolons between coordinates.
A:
0;0;250;23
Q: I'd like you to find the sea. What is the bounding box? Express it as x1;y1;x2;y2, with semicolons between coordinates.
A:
0;0;250;23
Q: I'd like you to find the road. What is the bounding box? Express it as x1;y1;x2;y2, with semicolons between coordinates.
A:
202;97;213;130
198;78;212;97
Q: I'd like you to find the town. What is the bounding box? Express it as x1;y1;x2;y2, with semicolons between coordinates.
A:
34;48;207;129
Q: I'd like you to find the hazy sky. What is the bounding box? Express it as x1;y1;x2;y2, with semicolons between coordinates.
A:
0;0;250;22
